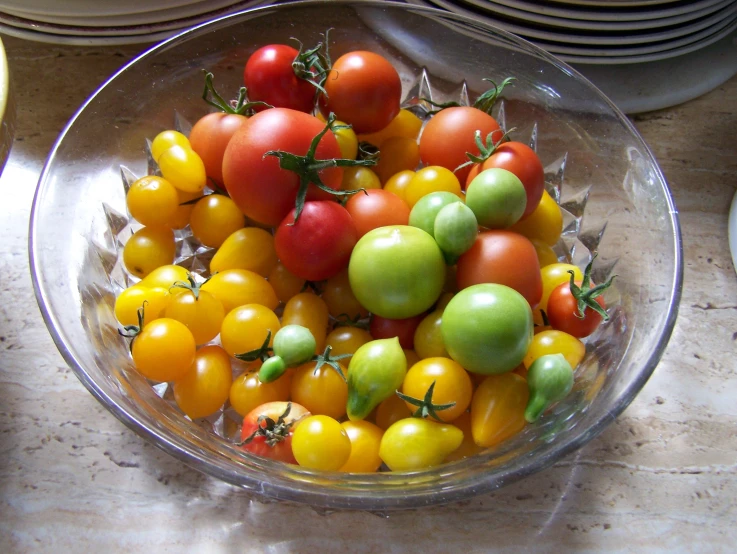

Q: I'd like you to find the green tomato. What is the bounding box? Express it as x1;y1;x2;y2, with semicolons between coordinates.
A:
465;168;527;229
349;225;445;319
258;355;288;383
524;353;574;423
433;201;478;259
346;337;407;421
408;191;462;237
379;418;464;471
272;324;316;367
441;283;533;375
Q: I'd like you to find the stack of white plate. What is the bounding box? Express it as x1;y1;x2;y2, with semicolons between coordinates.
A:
0;0;272;45
406;0;737;112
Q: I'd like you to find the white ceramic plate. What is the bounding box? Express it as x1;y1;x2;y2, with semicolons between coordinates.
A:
0;0;204;17
0;0;271;40
458;0;736;31
484;0;730;21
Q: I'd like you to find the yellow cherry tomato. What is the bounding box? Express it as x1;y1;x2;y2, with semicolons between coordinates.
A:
123;226;176;279
139;264;189;289
532;238;558;268
471;373;529;448
379;418;463;471
290;360;348;420
173;345;232;419
374;136;421;184
404;166;463;207
189;194;245;248
523;329;585;370
375;393;412;430
357;109;423;147
413;309;449;359
443;411;484;462
131;318;196;382
114;285;170;327
151;130;190;162
219;303;280;357
126;175;179;228
210;227;278;277
165;288;225;345
509;190;563;247
324;326;373;358
339;420;384;473
332;120;359;159
281;292;329;353
158;144;207;193
321;269;369;321
401;357;473;422
267;262;305;304
229;368;292;417
341;166;382;191
292;415;352;471
166;188;202;230
383;169;415;202
201;269;278;313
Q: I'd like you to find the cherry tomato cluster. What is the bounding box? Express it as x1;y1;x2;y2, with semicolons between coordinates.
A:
113;36;615;473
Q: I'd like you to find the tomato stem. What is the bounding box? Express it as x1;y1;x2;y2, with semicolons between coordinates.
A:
235;329;274;362
421;76;515;115
311;344;352;382
118;301;148;351
290;31;333;97
169;272;210;300
263;113;377;223
395;381;456;422
454;126;515;175
568;254;615;321
201;70;272;115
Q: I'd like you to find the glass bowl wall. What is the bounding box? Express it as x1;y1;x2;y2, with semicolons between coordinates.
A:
29;0;681;510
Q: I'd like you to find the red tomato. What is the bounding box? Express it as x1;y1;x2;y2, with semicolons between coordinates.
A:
189;113;248;190
456;230;542;308
243;44;316;113
419;107;502;184
369;313;425;350
344;189;410;238
275;201;359;281
320;51;401;134
222;108;343;227
240;401;310;464
547;280;607;338
465;142;545;219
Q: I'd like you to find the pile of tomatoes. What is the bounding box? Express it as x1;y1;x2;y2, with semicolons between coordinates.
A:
114;39;614;473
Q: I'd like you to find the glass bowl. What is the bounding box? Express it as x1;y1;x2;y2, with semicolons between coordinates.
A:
29;0;682;510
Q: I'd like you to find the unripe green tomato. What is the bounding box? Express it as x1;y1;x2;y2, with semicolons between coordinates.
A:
272;324;317;367
433;201;478;258
258;355;288;383
465;168;527;229
524;353;574;423
408;191;462;237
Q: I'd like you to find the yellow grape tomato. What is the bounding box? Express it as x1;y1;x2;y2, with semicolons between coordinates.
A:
201;269;278;313
189;194;245;248
339;420;384;473
471;373;529;448
173;345;232;419
123;226;176;279
219;303;280;357
210;227;278;277
158;144;207;193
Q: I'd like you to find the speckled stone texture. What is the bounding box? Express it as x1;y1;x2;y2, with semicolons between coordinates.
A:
0;35;736;552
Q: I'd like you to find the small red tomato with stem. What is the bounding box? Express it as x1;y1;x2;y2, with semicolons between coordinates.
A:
239;401;311;464
546;255;615;338
275;200;359;282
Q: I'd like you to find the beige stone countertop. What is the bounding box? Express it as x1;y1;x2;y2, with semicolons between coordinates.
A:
0;33;736;553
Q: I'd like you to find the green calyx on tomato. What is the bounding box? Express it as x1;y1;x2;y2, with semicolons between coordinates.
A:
263;113;377;223
201;71;272;115
310;344;353;382
567;254;615;321
422;76;515;116
168;272;210;300
524;353;574;423
238;401;300;447
454;126;513;175
117;301;148;348
395;380;456;422
289;34;332;96
235;329;274;363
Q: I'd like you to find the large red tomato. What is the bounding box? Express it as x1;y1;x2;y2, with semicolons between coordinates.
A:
465;141;545;219
419;107;502;184
275;201;359;281
243;44;316;113
240;401;310;464
222;108;343;227
456;229;542;308
320;51;401;134
189;112;247;190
